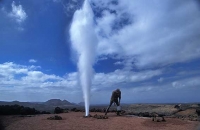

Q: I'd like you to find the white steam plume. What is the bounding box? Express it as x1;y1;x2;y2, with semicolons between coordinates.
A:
70;0;97;116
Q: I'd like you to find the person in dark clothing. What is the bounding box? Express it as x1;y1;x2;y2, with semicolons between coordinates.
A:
105;89;121;115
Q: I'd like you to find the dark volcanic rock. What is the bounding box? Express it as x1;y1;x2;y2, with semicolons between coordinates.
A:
41;111;50;114
71;108;77;111
151;113;166;122
0;117;4;130
47;115;62;120
70;107;81;112
20;107;36;115
53;107;69;114
75;109;80;112
174;104;181;109
138;112;150;117
0;104;51;115
0;105;38;115
196;109;200;116
54;107;64;114
89;108;104;112
90;108;96;112
93;114;108;119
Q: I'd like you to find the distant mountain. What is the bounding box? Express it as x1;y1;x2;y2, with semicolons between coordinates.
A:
45;99;73;106
78;102;84;106
0;99;76;112
0;101;36;106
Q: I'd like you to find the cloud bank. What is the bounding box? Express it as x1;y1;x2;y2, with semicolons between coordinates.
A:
93;0;200;69
0;62;199;103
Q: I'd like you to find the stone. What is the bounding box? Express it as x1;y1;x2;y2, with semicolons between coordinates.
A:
93;114;108;119
47;115;62;120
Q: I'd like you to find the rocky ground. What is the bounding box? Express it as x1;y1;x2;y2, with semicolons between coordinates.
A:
124;104;200;121
0;112;199;130
0;103;200;130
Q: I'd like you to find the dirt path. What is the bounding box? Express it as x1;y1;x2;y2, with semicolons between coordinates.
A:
2;112;200;130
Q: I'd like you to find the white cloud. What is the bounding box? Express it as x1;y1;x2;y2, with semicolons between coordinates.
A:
90;75;200;104
133;76;200;93
97;56;108;61
94;0;200;69
0;62;199;103
172;76;200;89
0;62;78;90
96;10;116;37
29;59;37;63
114;61;122;65
92;69;163;90
60;0;83;16
0;62;162;102
9;1;27;23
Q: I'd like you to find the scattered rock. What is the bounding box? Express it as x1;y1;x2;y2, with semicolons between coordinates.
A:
47;115;62;120
138;112;151;117
93;114;108;119
151;112;166;122
174;104;181;109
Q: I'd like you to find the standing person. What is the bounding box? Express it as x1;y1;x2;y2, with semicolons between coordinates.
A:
105;89;121;115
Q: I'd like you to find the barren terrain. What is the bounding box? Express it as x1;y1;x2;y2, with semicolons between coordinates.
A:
1;112;199;130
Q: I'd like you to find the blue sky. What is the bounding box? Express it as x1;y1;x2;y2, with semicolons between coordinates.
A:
0;0;200;104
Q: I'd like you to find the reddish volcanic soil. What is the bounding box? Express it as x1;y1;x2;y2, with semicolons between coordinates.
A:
2;112;200;130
